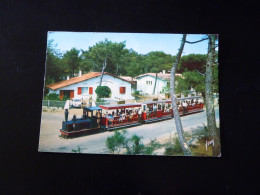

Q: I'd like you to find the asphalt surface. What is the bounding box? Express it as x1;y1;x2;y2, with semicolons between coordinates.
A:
38;107;220;154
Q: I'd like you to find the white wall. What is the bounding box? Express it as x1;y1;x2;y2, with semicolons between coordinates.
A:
136;75;168;95
49;74;134;100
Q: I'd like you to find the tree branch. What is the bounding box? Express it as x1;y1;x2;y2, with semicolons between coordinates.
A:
196;69;205;76
185;38;209;44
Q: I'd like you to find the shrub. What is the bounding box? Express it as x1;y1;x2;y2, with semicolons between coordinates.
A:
95;86;111;98
96;97;105;102
45;93;60;100
134;90;140;95
106;130;128;154
126;135;145;155
164;137;184;156
143;139;162;155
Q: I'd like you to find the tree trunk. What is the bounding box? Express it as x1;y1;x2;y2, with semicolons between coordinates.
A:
153;72;158;95
170;34;191;156
205;35;220;156
99;57;107;86
116;64;119;76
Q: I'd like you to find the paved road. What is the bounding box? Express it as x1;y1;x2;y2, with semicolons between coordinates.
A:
38;107;219;154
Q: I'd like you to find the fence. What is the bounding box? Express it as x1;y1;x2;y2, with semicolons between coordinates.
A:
42;100;66;108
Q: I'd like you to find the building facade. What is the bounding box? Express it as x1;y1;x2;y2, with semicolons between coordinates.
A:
136;71;182;95
47;72;134;101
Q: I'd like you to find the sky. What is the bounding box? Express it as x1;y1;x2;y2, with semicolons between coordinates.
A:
47;32;211;56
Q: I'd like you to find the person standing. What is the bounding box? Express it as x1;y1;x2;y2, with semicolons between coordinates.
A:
146;107;149;119
182;101;188;114
81;98;84;109
138;108;142;123
97;110;101;128
89;95;92;107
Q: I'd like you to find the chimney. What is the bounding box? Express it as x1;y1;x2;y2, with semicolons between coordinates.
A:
67;75;70;80
79;70;82;76
163;70;165;74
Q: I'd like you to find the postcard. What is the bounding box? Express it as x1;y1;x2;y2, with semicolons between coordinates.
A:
38;32;220;157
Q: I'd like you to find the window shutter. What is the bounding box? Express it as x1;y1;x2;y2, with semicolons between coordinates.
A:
60;91;64;100
120;87;126;94
89;87;93;94
78;87;82;95
70;91;74;98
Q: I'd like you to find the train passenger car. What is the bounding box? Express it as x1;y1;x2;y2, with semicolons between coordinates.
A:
176;96;204;115
141;100;173;123
141;96;204;124
99;103;142;131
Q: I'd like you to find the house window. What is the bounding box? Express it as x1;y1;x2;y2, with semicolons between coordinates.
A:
82;87;89;95
146;81;152;85
119;87;126;94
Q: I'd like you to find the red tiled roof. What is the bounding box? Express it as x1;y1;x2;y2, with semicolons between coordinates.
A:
47;72;134;90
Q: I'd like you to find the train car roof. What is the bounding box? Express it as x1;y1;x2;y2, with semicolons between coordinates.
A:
142;96;203;104
177;96;202;100
99;103;141;110
84;106;102;111
142;100;172;104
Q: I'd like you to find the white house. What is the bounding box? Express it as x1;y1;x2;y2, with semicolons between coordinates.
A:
47;72;135;101
136;70;182;95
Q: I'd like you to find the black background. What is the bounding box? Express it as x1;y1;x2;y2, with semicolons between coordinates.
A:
1;0;259;194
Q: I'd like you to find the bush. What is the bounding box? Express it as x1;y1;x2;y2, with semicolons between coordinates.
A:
95;86;111;98
106;130;128;154
106;130;153;155
126;135;145;155
134;90;140;95
45;93;60;100
96;97;105;102
143;139;162;155
164;137;184;156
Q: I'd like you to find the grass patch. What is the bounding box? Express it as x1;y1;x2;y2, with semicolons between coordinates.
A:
164;137;184;156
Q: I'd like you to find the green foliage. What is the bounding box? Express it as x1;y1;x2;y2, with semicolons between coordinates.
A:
143;139;162;155
96;97;105;102
175;68;219;98
81;39;127;75
164;137;184;156
45;93;60;100
62;48;82;77
133;90;140;95
176;71;205;97
105;130;161;155
105;130;129;154
178;54;207;73
143;51;176;73
161;86;170;95
124;49;145;78
125;135;145;155
95;86;111;98
45;40;65;85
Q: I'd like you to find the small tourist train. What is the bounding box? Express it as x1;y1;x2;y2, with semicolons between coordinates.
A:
60;96;204;138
